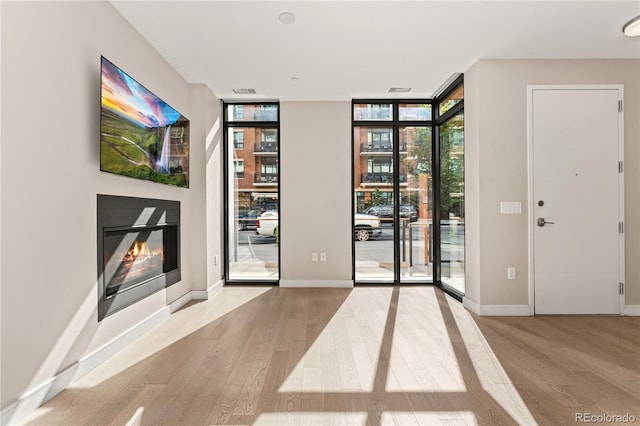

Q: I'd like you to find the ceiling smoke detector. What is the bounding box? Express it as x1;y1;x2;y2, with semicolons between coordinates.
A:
232;88;257;94
278;12;295;25
388;87;412;93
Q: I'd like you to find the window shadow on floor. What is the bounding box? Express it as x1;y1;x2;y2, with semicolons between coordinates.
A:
24;286;535;425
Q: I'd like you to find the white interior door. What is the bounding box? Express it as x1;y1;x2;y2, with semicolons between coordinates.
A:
530;86;623;314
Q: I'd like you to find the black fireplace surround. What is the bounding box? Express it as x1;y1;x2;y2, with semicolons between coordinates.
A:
97;195;180;320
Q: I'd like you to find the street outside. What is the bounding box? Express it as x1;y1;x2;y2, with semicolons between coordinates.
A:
228;221;465;292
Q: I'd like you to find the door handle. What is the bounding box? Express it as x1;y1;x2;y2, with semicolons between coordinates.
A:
537;217;555;227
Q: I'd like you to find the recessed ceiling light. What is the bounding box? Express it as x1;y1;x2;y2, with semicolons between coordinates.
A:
232;88;256;94
622;15;640;37
279;12;295;25
388;87;412;93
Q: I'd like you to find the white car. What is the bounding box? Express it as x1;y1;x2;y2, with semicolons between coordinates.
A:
256;211;381;241
255;210;279;237
354;213;382;241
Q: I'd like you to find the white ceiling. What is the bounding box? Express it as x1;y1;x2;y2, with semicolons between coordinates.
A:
112;1;640;101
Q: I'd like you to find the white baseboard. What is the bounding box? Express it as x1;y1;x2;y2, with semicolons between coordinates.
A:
170;280;224;313
1;307;170;426
463;297;480;315
208;279;224;297
207;280;224;299
192;279;224;300
279;280;354;288
463;297;530;316
1;281;226;425
624;305;640;316
465;301;639;316
169;291;194;313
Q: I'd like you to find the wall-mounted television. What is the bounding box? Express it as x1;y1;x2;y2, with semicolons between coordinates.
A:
100;56;189;188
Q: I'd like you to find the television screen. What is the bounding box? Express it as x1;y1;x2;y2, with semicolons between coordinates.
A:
100;56;189;188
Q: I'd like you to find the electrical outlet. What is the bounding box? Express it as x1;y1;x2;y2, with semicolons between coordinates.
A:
507;267;516;280
320;253;327;262
312;253;319;262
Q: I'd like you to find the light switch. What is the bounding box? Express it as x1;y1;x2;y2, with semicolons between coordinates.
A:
500;201;522;214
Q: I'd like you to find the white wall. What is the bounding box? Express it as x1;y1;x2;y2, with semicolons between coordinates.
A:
0;1;220;411
191;84;224;292
205;88;224;291
279;102;353;286
2;1;638;418
463;65;482;304
464;59;640;308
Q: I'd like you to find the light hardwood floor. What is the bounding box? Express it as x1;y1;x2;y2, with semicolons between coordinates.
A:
475;313;640;425
22;287;639;425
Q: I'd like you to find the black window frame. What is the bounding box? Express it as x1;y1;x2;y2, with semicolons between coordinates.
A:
352;74;464;300
434;75;465;299
223;100;281;285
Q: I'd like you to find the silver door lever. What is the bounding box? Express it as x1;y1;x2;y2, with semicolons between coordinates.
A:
537;218;554;227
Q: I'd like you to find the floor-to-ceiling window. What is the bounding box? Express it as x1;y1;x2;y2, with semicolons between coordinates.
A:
400;116;434;282
353;102;434;283
224;102;279;282
352;76;464;294
438;82;465;294
353;112;396;281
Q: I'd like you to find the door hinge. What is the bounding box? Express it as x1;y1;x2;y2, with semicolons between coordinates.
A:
618;100;623;112
619;161;624;173
619;222;624;234
619;282;624;295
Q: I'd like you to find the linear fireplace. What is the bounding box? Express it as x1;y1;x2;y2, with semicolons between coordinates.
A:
97;195;180;320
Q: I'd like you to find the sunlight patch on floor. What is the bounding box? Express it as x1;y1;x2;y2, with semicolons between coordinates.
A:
18;406;52;424
386;287;466;392
279;288;393;392
446;296;537;425
253;412;367;426
124;406;144;426
71;286;273;389
381;411;477;425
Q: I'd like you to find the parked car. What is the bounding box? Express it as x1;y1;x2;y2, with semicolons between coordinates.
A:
255;210;279;237
235;209;262;231
256;211;382;241
363;204;418;222
364;205;393;222
400;205;418;222
354;213;382;241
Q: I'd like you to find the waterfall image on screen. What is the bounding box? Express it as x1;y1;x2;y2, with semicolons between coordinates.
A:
100;57;190;187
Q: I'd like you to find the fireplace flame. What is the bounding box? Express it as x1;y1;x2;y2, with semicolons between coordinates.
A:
123;240;163;264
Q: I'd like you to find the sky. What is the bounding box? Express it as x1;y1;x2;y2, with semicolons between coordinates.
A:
101;57;182;128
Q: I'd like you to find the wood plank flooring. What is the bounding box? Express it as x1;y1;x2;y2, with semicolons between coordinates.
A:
21;287;639;425
475;314;640;425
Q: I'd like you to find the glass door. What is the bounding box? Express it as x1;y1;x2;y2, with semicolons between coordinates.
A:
439;112;465;293
354;119;395;282
352;87;463;292
399;125;433;282
353;102;433;283
225;103;280;282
